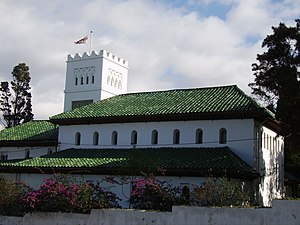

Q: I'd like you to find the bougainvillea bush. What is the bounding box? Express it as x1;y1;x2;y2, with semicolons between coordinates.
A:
23;176;121;214
130;175;180;211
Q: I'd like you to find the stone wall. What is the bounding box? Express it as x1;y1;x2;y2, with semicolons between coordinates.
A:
0;200;299;225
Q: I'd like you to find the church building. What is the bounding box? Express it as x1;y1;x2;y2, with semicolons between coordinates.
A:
0;50;285;207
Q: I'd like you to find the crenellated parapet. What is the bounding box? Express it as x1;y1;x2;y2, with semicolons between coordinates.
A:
67;50;128;67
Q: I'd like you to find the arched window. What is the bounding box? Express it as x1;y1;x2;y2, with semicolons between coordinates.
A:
111;131;118;145
86;76;89;84
25;150;30;159
80;77;84;85
173;129;180;144
195;128;203;144
151;130;158;145
93;132;99;145
75;77;78;86
92;76;95;84
219;128;227;144
75;132;81;145
131;130;137;145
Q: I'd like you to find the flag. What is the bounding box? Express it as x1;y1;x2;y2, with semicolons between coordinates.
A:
74;35;88;44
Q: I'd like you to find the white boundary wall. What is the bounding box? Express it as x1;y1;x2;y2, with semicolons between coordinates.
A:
1;200;299;225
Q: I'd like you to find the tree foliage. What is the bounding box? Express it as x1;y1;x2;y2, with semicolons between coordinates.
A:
249;19;300;135
249;19;300;178
0;63;34;128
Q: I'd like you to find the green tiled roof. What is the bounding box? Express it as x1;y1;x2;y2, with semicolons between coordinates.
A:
0;147;258;179
0;120;58;146
50;85;273;125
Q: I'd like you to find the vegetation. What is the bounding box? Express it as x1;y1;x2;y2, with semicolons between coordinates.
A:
130;175;180;211
190;178;250;207
0;63;33;128
0;175;252;216
249;19;300;182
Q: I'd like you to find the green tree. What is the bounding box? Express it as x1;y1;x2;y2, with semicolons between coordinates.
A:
249;19;300;178
0;63;34;128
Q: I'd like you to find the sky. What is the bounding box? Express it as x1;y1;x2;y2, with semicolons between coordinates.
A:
0;0;299;120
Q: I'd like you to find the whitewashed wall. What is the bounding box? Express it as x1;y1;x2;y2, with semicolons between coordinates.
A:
58;119;256;166
259;126;285;206
1;200;299;225
0;146;56;160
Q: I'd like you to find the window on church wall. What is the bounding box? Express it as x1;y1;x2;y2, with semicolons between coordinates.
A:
75;77;78;86
25;150;30;159
92;76;95;84
75;132;81;145
131;130;137;145
93;132;99;145
86;76;89;84
151;130;158;145
111;131;118;145
219;128;227;144
80;77;84;85
195;129;203;144
173;129;180;144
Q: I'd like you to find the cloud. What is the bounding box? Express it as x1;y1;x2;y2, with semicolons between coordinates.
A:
0;0;299;120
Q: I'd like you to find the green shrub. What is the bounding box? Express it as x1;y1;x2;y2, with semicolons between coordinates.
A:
0;175;32;216
191;178;250;207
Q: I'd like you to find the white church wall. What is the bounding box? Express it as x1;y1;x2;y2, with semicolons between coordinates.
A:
58;119;256;166
259;126;285;206
0;146;55;160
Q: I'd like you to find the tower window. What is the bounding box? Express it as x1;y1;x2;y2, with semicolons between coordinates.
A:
81;77;84;85
111;131;118;145
93;132;99;145
173;129;180;144
92;76;95;84
195;129;203;144
75;77;78;85
131;130;137;145
86;76;89;84
75;132;81;145
219;128;227;144
151;130;158;145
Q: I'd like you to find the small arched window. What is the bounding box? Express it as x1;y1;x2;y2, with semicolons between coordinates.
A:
111;131;118;145
86;76;89;84
173;129;180;144
75;132;81;145
80;77;84;85
131;130;137;145
93;132;99;145
195;129;203;144
75;77;78;86
92;76;95;84
219;128;227;144
151;130;158;145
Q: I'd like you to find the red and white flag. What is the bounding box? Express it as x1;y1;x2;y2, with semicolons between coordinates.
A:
74;35;88;44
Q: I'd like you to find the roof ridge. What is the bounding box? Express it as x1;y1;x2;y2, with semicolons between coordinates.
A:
118;84;238;97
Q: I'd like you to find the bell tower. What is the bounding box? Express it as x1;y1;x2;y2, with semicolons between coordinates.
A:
64;50;128;111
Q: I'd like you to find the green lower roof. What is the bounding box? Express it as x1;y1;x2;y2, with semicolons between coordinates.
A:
0;147;258;179
50;85;274;125
0;120;58;146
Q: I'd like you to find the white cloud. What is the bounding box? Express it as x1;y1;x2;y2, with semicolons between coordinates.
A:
0;0;299;120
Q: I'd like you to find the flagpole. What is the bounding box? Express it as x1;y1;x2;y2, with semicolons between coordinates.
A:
89;31;93;54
